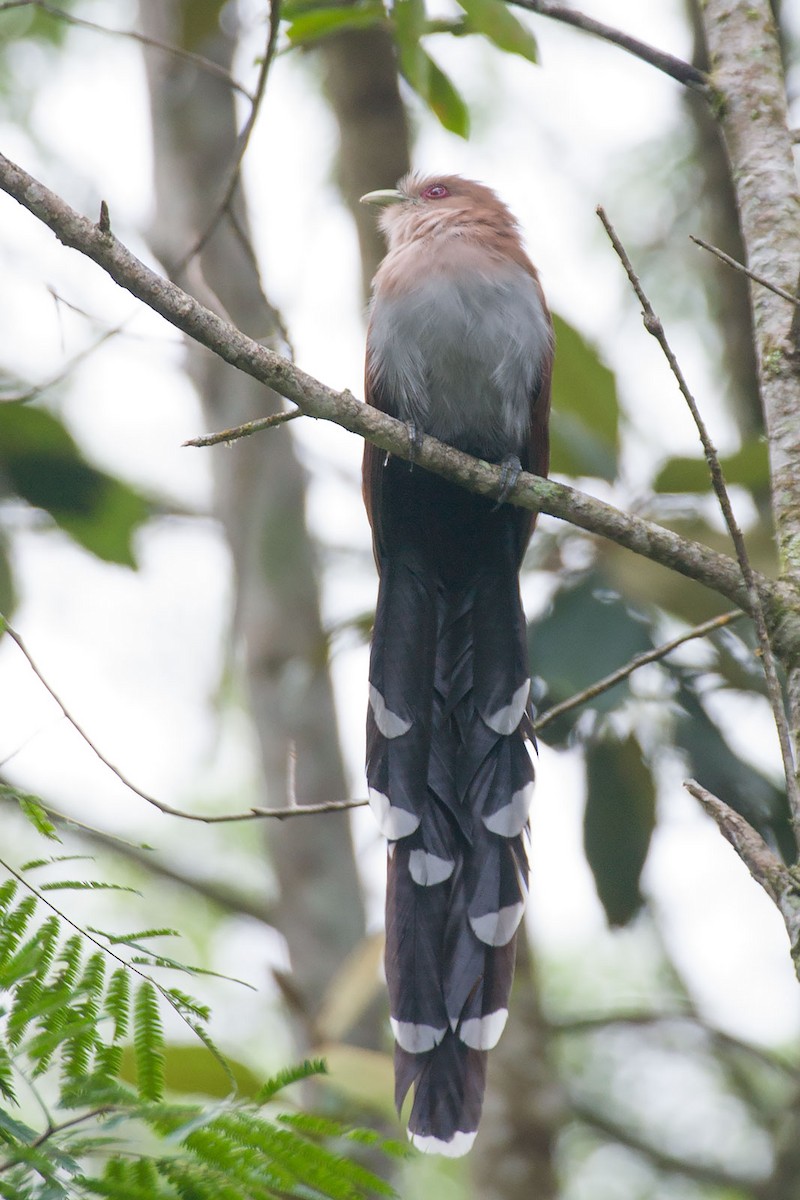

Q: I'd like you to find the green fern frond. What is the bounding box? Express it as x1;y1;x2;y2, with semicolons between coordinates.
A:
0;878;18;912
54;934;84;990
7;978;72;1048
38;881;140;896
162;988;210;1023
0;1041;17;1103
79;1157;177;1200
128;953;254;990
21;855;93;871
0;895;37;964
91;1042;123;1081
29;1014;97;1078
62;953;106;1081
103;968;131;1042
255;1057;328;1104
88;928;180;945
15;795;61;842
133;981;165;1102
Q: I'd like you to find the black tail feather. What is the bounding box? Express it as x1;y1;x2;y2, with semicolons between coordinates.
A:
366;466;535;1155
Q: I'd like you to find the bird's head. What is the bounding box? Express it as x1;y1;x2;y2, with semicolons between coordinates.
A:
360;173;518;251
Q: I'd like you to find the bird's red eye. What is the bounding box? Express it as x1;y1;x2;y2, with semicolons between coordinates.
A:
422;184;450;200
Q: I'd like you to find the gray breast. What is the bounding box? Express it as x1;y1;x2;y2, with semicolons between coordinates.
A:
367;264;550;460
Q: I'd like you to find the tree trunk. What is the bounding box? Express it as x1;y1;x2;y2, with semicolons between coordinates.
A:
140;0;367;1031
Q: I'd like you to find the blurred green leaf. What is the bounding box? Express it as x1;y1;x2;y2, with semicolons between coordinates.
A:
394;0;469;136
530;572;654;745
16;796;61;843
654;439;769;494
118;1042;262;1099
584;734;656;926
550;315;620;480
0;404;150;566
455;0;538;62
285;2;385;45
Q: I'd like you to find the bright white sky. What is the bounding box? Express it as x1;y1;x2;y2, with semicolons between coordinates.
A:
1;0;798;1070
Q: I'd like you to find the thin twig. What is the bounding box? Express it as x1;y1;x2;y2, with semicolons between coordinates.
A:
1;326;122;404
1;616;366;823
598;205;800;831
534;610;742;732
506;0;706;89
0;1;253;99
1;787;276;923
183;407;301;447
690;234;800;308
0;1105;116;1174
175;0;282;273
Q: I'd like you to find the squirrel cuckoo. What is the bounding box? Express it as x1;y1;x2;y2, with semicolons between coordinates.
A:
360;174;553;1155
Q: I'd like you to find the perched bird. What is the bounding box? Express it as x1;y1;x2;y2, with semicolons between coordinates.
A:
360;174;554;1155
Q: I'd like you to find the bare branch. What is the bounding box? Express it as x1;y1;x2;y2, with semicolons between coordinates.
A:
1;151;798;662
1;777;273;922
505;0;706;89
0;0;254;99
690;234;800;309
183;407;301;448
534;610;743;732
598;205;799;830
1;615;367;824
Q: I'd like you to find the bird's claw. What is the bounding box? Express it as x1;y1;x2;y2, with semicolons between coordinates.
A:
494;455;522;509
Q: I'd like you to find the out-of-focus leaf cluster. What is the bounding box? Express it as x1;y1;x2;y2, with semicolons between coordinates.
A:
0;401;151;571
282;0;538;136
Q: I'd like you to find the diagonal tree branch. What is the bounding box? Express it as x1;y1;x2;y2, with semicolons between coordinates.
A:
505;0;707;89
1;151;799;661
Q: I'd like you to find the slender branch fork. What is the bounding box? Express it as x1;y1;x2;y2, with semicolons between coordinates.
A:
597;206;800;830
506;0;707;90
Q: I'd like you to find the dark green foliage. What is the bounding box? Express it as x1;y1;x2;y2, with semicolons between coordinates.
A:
671;671;795;862
549;315;620;481
530;574;653;744
0;404;150;567
583;734;657;925
654;438;770;496
0;869;397;1200
529;569;792;923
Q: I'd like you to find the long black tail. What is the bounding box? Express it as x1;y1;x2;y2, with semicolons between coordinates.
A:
366;461;534;1155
